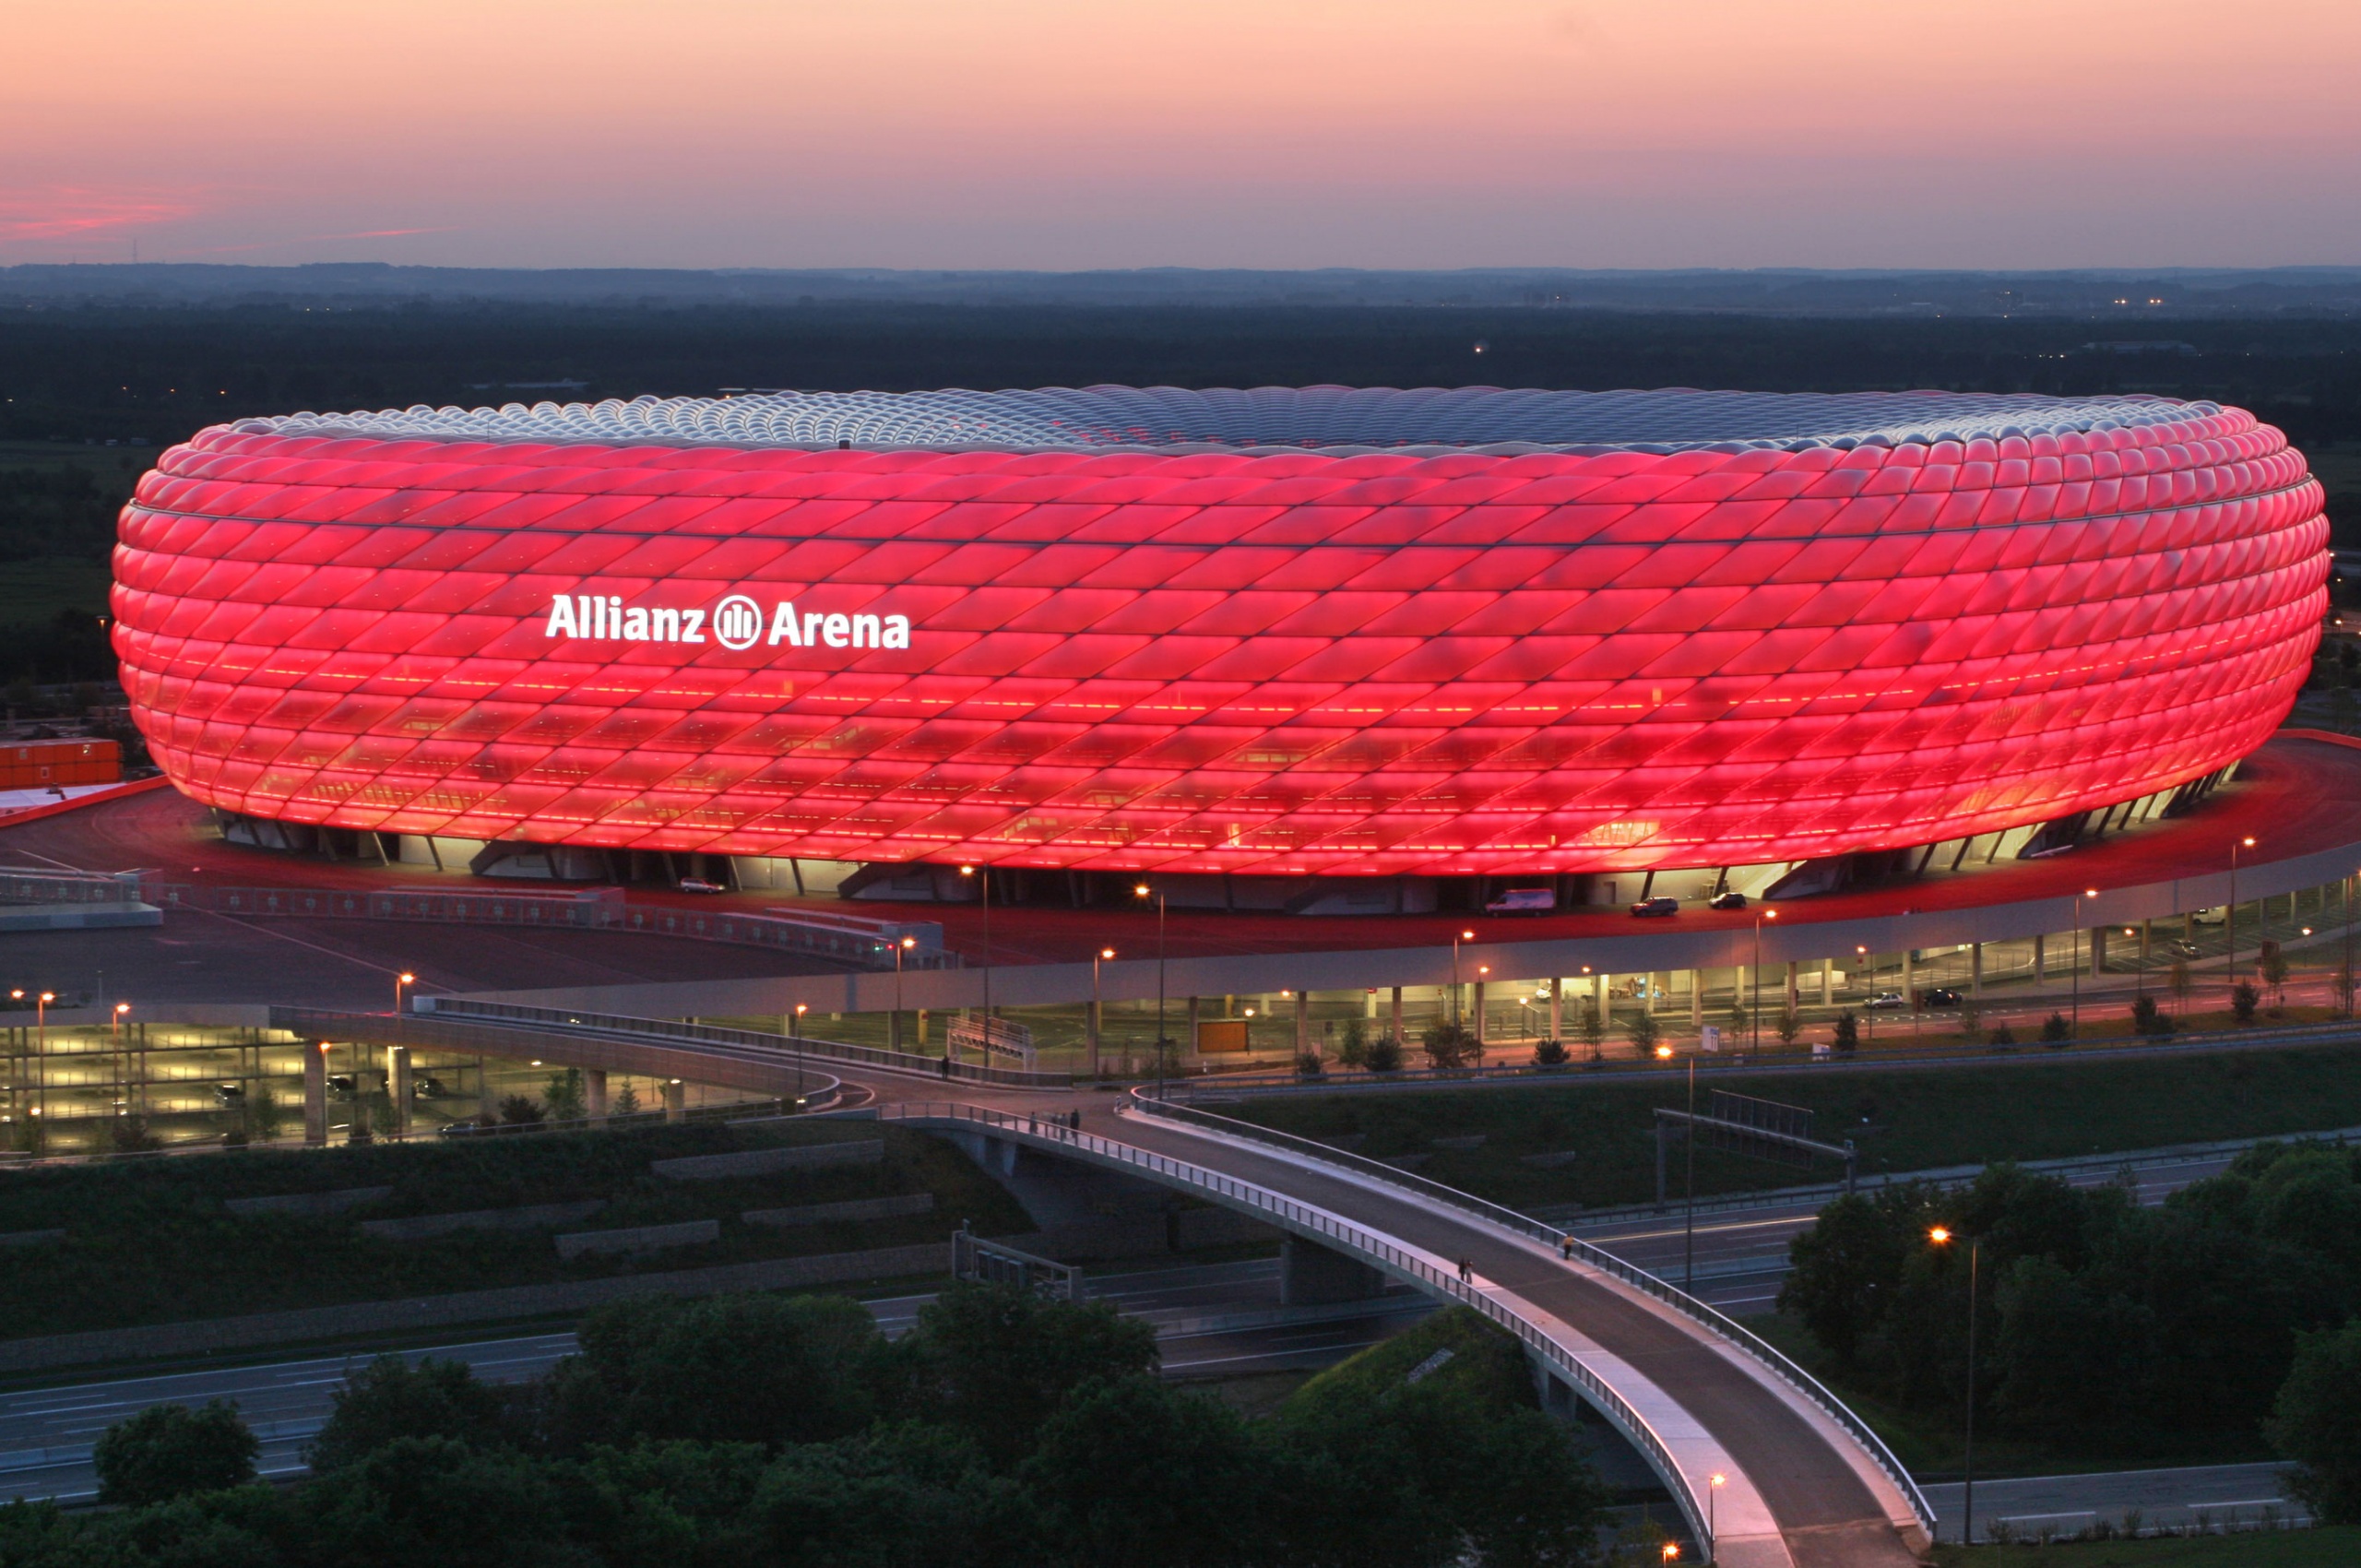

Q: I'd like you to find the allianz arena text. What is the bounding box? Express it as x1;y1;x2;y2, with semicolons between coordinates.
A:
112;386;2329;878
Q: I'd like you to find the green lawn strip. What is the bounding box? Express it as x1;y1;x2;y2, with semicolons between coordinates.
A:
1281;1305;1534;1414
1740;1314;2272;1479
1929;1526;2348;1566
1228;1045;2361;1212
0;1123;1033;1339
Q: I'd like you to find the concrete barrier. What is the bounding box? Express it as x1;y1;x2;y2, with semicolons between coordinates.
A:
360;1201;608;1240
742;1193;934;1228
0;1242;955;1373
650;1141;881;1181
224;1186;393;1218
554;1219;720;1259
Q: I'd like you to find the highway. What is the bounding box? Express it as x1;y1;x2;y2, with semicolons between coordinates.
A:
0;1256;1429;1505
1922;1462;2307;1543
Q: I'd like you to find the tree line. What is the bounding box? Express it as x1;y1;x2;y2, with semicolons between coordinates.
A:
0;1286;1608;1568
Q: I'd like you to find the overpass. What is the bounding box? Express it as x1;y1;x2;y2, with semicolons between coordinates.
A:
277;1004;1933;1566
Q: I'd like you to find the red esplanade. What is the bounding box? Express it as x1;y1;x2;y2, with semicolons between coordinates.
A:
112;386;2328;876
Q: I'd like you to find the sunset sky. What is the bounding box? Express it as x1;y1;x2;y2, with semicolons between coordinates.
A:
6;0;2357;270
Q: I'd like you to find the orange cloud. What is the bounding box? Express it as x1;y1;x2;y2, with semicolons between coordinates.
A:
0;187;195;243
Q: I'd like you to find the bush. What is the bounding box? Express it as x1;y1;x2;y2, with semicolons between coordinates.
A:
1622;1010;1661;1058
1531;1036;1569;1066
1775;1010;1802;1048
1364;1033;1405;1074
2041;1011;2073;1045
2270;1317;2361;1524
543;1067;586;1123
2130;994;2175;1039
1294;1052;1326;1078
1987;1023;2017;1048
496;1095;543;1126
878;1283;1157;1463
2234;981;2260;1024
308;1356;521;1473
1336;1017;1368;1068
1833;1011;1859;1054
1420;1020;1478;1071
94;1401;259;1505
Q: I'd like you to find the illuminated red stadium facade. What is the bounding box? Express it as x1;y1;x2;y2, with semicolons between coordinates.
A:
113;386;2328;879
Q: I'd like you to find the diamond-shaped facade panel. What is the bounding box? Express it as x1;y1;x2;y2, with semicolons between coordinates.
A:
113;386;2329;875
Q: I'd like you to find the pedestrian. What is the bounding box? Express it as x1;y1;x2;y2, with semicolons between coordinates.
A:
1069;1109;1081;1132
939;1055;951;1080
1560;1235;1574;1261
1457;1257;1471;1282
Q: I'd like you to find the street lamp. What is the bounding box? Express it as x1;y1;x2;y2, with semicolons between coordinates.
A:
395;971;415;1016
1452;929;1475;1028
959;865;992;1065
1133;884;1169;1096
1090;946;1114;1079
1708;1473;1726;1563
2228;836;2256;1004
34;991;53;1125
1751;909;1777;1058
893;935;916;1052
1683;1049;1698;1289
2070;889;2097;1041
1929;1225;1981;1546
112;1002;130;1120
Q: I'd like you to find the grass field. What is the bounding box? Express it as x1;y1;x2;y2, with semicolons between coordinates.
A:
1230;1043;2361;1211
1930;1526;2350;1567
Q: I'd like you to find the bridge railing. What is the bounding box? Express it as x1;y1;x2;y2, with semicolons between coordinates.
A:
878;1100;1714;1559
1127;1089;1938;1543
414;998;1074;1088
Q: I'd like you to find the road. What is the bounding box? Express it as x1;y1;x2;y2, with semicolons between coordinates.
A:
1921;1462;2306;1543
0;1256;1429;1504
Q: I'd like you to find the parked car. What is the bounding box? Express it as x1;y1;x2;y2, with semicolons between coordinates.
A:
437;1119;483;1138
1630;897;1680;918
412;1075;450;1099
2168;939;2202;958
678;877;726;894
1707;891;1748;910
212;1083;245;1106
1484;887;1556;916
326;1074;357;1096
1918;987;1964;1007
1865;992;1908;1010
2191;909;2226;926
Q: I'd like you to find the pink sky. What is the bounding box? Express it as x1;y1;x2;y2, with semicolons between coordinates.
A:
6;0;2357;269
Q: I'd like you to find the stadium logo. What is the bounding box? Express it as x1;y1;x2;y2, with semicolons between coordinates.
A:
542;590;913;652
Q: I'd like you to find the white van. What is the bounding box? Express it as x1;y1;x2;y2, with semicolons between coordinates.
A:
1484;888;1556;915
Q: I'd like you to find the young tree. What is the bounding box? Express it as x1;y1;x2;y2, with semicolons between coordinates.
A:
497;1094;544;1126
1420;1019;1478;1071
2129;994;2174;1039
1577;1000;1606;1062
1775;1009;1803;1049
1364;1032;1406;1074
1531;1035;1570;1067
1987;1023;2018;1048
2259;943;2290;1012
2040;1011;2073;1046
544;1066;587;1123
1622;1009;1661;1058
2169;956;2193;1016
1337;1016;1368;1069
1833;1010;1859;1055
2270;1318;2361;1524
93;1401;259;1505
611;1079;641;1116
2341;959;2358;1020
2232;981;2260;1024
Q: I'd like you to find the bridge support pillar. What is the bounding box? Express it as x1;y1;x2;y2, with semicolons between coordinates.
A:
1470;981;1485;1047
2092;925;2106;975
1390;987;1403;1044
1785;961;1799;1016
1971;943;1984;997
303;1042;328;1146
1549;980;1562;1043
1821;956;1834;1005
662;1079;685;1123
1279;1234;1387;1306
585;1068;608;1121
2032;933;2046;979
1689;973;1703;1029
1295;990;1311;1060
384;1046;412;1136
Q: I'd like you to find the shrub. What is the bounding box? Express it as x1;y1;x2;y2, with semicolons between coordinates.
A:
1336;1017;1368;1068
1294;1052;1326;1078
497;1095;544;1126
1987;1023;2018;1048
1622;1010;1661;1058
1531;1036;1569;1066
2041;1012;2073;1045
1775;1010;1802;1048
1833;1011;1859;1054
1364;1033;1405;1074
94;1401;259;1505
2130;994;2174;1039
1420;1020;1478;1072
2233;981;2260;1024
544;1067;587;1123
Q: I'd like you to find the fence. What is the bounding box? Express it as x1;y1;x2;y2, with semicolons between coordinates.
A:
1120;1089;1938;1547
414;998;1073;1088
0;868;146;906
877;1100;1719;1559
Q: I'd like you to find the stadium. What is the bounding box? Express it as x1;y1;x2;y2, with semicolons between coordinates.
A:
111;386;2328;907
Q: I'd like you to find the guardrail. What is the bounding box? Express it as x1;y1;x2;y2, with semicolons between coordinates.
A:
615;903;962;970
0;867;148;906
1124;1088;1938;1544
415;998;1073;1088
877;1100;1715;1558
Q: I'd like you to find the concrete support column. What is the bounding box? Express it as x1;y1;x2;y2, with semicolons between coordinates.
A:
585;1068;608;1121
1295;989;1311;1059
303;1043;328;1146
1471;981;1487;1046
1365;989;1379;1019
2092;926;2107;975
890;1010;904;1053
1821;958;1835;1006
1785;961;1800;1016
2033;933;2047;980
384;1046;412;1136
662;1079;686;1123
1186;995;1202;1061
916;1008;929;1049
1971;943;1985;997
1549;980;1563;1042
1278;1235;1387;1306
1690;971;1704;1028
1390;986;1404;1043
1902;948;1916;1001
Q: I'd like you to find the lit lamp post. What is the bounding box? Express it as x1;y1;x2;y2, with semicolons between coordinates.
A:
6;988;19;1117
2228;836;2256;1003
394;971;415;1016
2070;889;2097;1040
1090;946;1114;1079
1929;1225;1980;1546
1751;909;1777;1059
1856;945;1870;1043
112;1001;130;1121
34;990;53;1126
960;865;992;1065
1708;1472;1726;1563
1133;884;1169;1095
893;935;916;1052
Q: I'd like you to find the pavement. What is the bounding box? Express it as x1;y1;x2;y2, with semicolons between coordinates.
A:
1922;1462;2307;1544
0;1255;1430;1504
